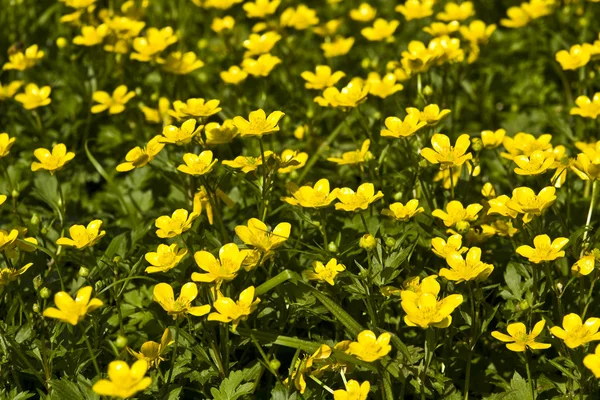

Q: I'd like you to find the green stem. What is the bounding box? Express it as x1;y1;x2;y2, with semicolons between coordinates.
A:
319;210;329;250
582;180;598;256
84;331;101;377
524;351;536;399
164;318;181;393
359;212;370;233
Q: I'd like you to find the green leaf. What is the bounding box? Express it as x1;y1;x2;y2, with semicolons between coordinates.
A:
49;378;85;400
505;371;533;400
210;370;254;400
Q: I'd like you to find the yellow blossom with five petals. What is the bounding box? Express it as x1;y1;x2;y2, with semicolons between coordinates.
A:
43;286;103;325
491;320;551;352
153;282;211;319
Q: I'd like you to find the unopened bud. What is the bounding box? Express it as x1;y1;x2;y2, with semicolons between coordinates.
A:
385;237;396;248
359;234;377;251
11;189;19;198
423;85;433;96
455;221;471;235
79;267;90;277
115;335;128;349
327;242;338;253
269;358;281;372
32;303;40;313
471;137;483;152
40;287;51;299
33;275;43;290
56;37;67;48
30;213;40;226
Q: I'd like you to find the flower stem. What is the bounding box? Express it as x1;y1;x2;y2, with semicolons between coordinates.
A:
524;351;536;399
359;212;370;233
319;210;329;250
582;180;598;256
83;330;101;377
164;318;181;394
309;375;334;394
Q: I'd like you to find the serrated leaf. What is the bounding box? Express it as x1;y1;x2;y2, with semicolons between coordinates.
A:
49;378;85;400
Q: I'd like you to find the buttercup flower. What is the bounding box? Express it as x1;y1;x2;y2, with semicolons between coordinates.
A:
500;6;531;28
361;19;399;42
401;283;463;328
0;81;23;100
506;186;556;223
243;32;282;57
584;344;600;377
3;44;44;70
380;114;426;138
159;119;202;145
233;109;285;137
442;247;494;283
153;282;211;319
73;24;109;46
401;40;439;73
242;53;281;76
223;154;268;173
128;328;174;368
56;220;106;249
280;5;319;30
155;209;198;238
276;149;308;173
243;0;280;18
235;218;291;253
555;45;590;70
366;72;403;98
424;21;460;36
395;0;434;21
208;286;261;332
170;98;221;119
571;94;600;119
491;320;551;352
212;16;235;32
43;286;103;325
282;178;339;208
141;97;171;125
131;27;178;61
432;200;482;228
431;234;467;258
177;151;218;176
550;313;600;348
513;150;554;175
91;85;136;114
203;120;239;145
31;144;75;174
481;129;505;149
437;1;474;21
192;243;246;285
301;65;345;90
572;254;595;276
304;258;345;286
421;134;471;170
516;234;568;264
328;140;372;166
334;183;383;212
317;80;369;108
161;51;204;75
15;83;51;109
487;195;519;218
92;360;152;398
145;243;188;274
0;133;16;157
116;136;165;172
220;65;248;84
350;3;376;22
571;153;600;181
0;263;33;287
333;380;370;400
501;132;552;160
347;330;391;362
382;200;424;221
285;344;332;394
321;36;355;58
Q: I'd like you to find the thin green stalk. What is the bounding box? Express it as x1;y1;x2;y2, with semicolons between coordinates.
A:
84;332;101;377
359;212;370;233
582;180;598;256
164;318;181;394
524;351;535;399
309;375;334;394
319;210;329;250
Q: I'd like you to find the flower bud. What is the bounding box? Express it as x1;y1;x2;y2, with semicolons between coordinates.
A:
56;37;67;48
393;192;403;201
327;241;338;253
364;151;375;162
518;299;529;311
32;303;40;313
269;358;281;372
471;137;483;152
385;236;396;248
113;256;122;264
95;280;104;292
41;226;48;235
455;221;471;235
10;189;18;198
40;287;51;299
33;275;43;290
115;335;128;349
359;234;377;251
423;85;433;96
30;213;40;227
79;267;90;277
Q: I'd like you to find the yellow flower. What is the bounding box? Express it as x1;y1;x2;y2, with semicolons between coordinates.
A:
162;51;204;75
140;97;171;125
275;149;308;173
61;0;96;9
153;282;211;319
280;5;319;30
104;15;145;40
350;3;376;21
491;320;551;352
233;109;285;137
380;114;426;138
501;132;552;160
506;186;556;223
500;6;531;28
128;328;174;368
555;45;590;70
334;183;383;212
431;234;467;258
321;36;355;58
513;150;554;175
382;200;424;221
282;179;339;208
159;119;202;145
285;344;332;394
0;229;18;252
43;286;103;325
432;200;482;227
73;24;109;46
481;129;505;149
208;286;261;332
204;0;242;9
0;133;16;157
459;20;496;45
242;53;281;76
333;380;370;400
203;120;239;145
91;85;135;114
407;104;451;125
550;313;600;349
347;330;391;362
243;0;280;18
395;0;434;21
437;1;474;21
304;258;345;286
487;195;518;218
2;44;44;71
131;27;178;62
442;247;494;283
92;360;152;398
317;80;369;108
366;72;403;98
31;143;75;174
235;218;291;253
522;0;554;19
155;209;198;238
361;19;399;42
395;274;441;297
145;243;188;274
223;154;268;173
571;94;600;119
0;80;24;100
220;65;248;84
116;135;165;172
423;21;460;36
170;98;221;119
401;40;439;73
15;83;51;109
56;220;105;249
491;220;518;238
211;16;235;32
481;183;496;198
300;65;346;90
584;344;600;377
192;243;246;285
516;234;568;264
572;254;595;276
243;32;281;57
428;35;464;64
0;263;33;287
400;282;463;328
177;151;218;176
313;19;343;36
